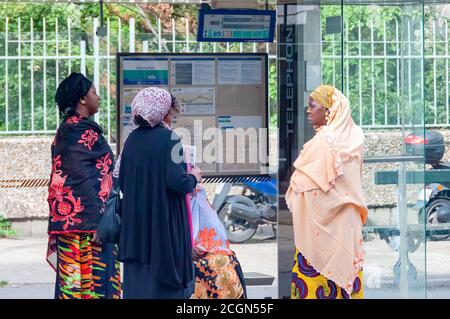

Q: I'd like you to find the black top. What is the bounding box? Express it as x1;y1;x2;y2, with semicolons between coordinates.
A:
118;125;197;290
47;114;114;234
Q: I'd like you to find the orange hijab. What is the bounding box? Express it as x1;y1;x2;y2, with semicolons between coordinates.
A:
286;85;368;295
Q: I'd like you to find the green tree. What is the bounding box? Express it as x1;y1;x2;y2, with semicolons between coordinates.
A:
320;4;448;128
0;3;273;136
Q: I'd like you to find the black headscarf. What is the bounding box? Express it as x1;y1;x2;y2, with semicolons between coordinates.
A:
55;73;92;118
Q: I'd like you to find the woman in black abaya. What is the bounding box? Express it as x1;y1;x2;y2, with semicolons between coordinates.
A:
118;87;202;299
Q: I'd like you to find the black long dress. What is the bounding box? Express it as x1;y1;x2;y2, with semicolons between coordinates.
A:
118;125;197;299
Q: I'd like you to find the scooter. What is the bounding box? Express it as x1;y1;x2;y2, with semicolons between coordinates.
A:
406;130;450;240
211;178;277;243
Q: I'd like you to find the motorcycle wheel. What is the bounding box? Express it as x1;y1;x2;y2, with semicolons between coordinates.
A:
218;202;258;244
423;197;450;241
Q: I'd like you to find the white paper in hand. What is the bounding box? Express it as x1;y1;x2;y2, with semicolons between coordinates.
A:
183;145;196;169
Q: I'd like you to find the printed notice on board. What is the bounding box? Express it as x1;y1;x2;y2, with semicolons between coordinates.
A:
218;116;263;172
122;114;132;127
241;60;262;84
123;59;169;85
173;116;217;173
123;89;140;114
172;60;215;85
171;87;215;115
218;60;240;84
122;114;134;144
217;115;263;130
218;59;262;85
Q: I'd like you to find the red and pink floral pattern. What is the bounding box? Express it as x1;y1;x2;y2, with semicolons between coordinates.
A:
67;115;83;125
78;129;99;151
96;153;113;212
48;155;84;230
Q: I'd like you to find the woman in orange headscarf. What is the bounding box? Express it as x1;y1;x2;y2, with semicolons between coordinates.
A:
286;85;368;299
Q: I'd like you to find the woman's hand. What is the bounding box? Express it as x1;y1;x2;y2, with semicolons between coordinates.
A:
91;232;102;246
190;166;202;183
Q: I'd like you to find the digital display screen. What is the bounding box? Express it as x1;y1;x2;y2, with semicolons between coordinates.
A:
197;9;276;42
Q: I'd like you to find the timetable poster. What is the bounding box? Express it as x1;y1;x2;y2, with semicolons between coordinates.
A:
117;53;269;178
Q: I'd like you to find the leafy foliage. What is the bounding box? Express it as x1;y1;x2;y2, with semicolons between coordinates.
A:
0;216;17;238
320;5;448;127
0;4;448;134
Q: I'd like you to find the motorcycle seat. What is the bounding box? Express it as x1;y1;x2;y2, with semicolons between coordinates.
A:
432;162;450;169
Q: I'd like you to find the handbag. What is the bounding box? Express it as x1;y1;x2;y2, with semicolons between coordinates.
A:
97;185;121;244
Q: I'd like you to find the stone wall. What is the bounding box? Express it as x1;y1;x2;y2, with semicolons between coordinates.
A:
1;130;446;221
0;138;52;220
361;130;450;208
0;132;278;220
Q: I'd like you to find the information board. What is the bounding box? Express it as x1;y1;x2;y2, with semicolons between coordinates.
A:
117;53;269;180
197;9;276;42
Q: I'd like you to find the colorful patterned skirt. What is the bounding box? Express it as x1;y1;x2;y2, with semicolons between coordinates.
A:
191;251;246;299
54;233;121;299
291;248;363;299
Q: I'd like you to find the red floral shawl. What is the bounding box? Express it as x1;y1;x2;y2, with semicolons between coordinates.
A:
46;114;114;270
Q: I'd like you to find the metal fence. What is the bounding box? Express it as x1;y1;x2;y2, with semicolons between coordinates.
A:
323;17;450;129
0;15;449;141
0;16;276;143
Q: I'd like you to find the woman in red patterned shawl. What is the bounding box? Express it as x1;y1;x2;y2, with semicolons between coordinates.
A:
46;73;121;299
